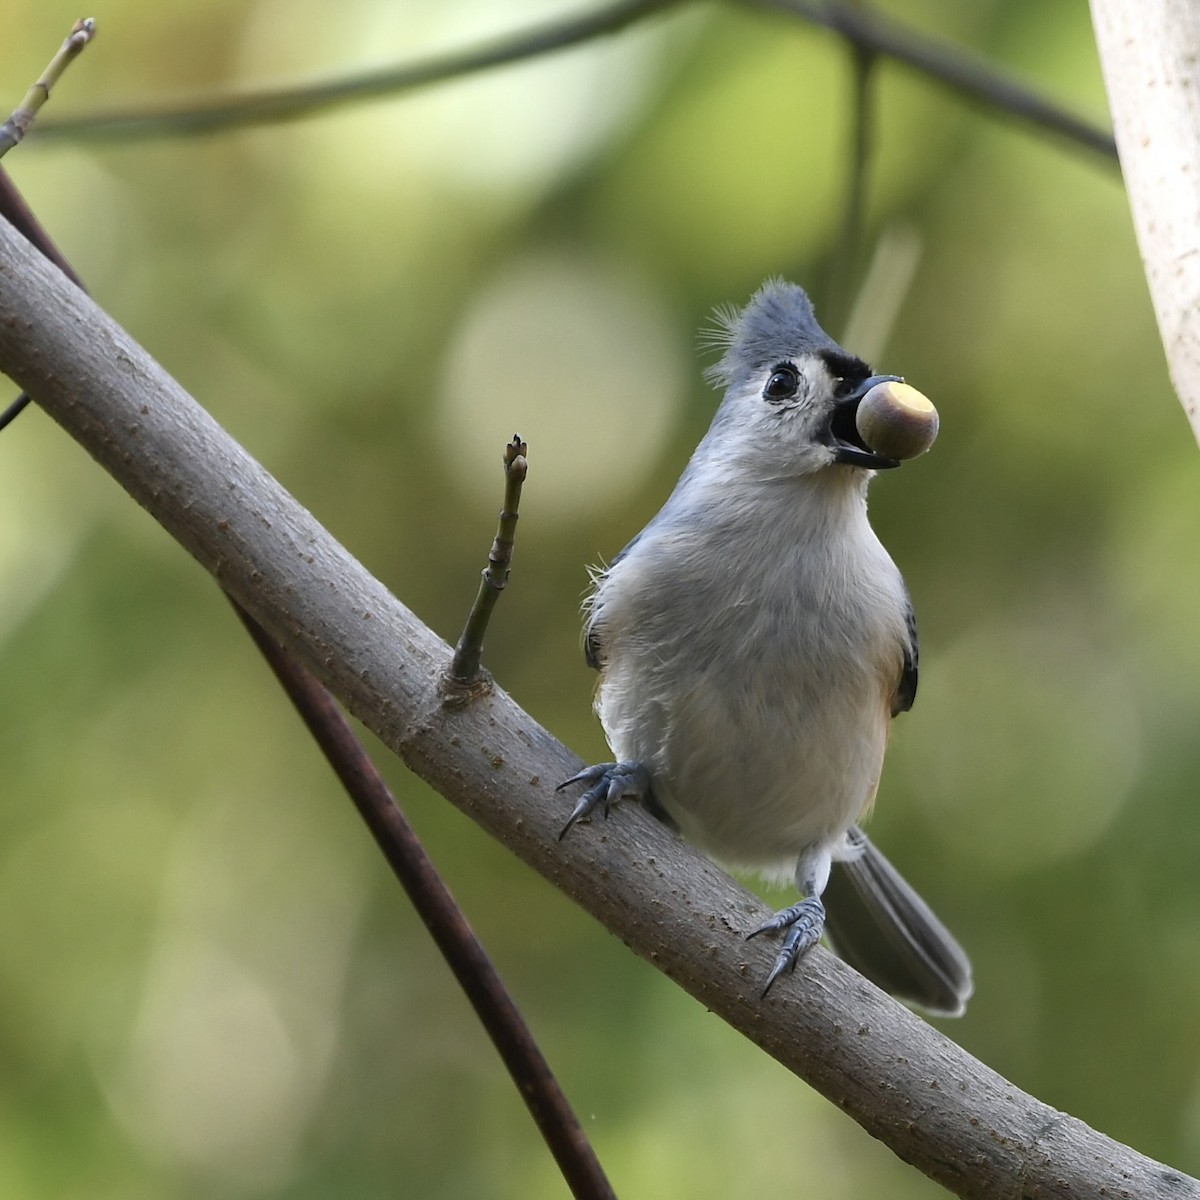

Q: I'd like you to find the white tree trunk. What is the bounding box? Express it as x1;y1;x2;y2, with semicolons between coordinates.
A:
1092;0;1200;444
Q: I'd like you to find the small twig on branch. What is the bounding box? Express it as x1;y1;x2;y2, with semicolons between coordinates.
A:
234;606;616;1200
449;434;528;687
0;170;613;1200
0;18;95;158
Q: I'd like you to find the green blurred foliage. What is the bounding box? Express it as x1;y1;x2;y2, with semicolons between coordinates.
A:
0;1;1197;1196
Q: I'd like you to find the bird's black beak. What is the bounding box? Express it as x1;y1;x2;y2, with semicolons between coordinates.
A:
824;374;904;470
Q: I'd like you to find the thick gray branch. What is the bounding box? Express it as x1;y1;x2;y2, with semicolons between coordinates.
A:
1092;0;1200;445
0;215;1192;1199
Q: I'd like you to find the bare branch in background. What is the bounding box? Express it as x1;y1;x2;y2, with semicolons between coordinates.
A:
0;213;1193;1200
32;0;1115;166
755;0;1116;161
1092;0;1200;446
33;0;680;140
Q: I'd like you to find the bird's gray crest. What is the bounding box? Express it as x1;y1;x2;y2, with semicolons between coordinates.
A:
702;278;843;389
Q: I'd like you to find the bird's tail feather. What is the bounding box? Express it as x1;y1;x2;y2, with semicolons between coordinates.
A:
823;826;972;1017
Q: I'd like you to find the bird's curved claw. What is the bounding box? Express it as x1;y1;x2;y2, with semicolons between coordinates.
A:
556;761;651;840
748;896;827;996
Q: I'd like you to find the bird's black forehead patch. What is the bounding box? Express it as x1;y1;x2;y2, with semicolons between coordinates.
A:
818;348;872;389
705;278;854;387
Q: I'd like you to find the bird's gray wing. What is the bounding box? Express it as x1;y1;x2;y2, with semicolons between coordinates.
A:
890;595;918;716
584;624;604;670
582;534;642;671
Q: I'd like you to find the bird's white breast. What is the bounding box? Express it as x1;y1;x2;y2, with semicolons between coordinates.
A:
590;475;909;882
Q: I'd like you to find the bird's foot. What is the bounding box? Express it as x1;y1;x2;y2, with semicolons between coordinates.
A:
556;761;651;840
747;897;827;996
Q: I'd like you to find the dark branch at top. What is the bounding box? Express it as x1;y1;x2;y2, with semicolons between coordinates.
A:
755;0;1116;161
30;0;1115;165
32;0;680;140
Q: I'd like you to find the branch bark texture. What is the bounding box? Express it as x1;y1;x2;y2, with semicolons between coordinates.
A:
1092;0;1200;444
0;216;1193;1199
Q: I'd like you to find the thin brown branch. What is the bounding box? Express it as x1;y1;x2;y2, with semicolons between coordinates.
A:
0;213;1194;1199
0;18;95;157
0;162;87;431
0;168;83;285
234;606;616;1200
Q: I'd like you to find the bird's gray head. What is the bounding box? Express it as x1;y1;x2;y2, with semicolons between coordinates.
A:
703;279;901;477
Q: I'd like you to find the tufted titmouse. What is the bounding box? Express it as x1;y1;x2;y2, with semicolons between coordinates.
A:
558;279;972;1014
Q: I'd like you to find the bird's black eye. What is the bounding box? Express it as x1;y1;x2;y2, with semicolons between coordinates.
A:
763;364;800;402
